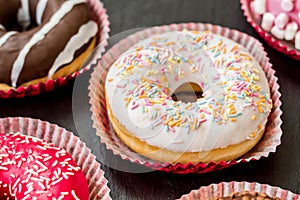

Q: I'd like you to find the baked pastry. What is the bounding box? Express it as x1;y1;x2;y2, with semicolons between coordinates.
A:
0;132;89;199
179;181;297;200
105;30;273;164
250;0;300;49
216;191;281;200
0;0;98;91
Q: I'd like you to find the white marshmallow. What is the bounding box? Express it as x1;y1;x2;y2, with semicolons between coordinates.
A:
261;12;275;31
275;13;289;29
271;26;285;39
295;31;300;50
285;22;298;41
281;0;294;12
251;0;266;15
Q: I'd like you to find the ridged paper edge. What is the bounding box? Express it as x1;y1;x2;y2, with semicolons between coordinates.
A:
0;117;112;200
179;181;300;200
89;23;282;174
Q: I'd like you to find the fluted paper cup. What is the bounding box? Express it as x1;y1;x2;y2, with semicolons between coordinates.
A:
0;0;110;98
179;181;300;200
89;23;282;174
0;117;111;200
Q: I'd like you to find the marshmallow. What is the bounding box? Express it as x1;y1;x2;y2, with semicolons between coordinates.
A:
271;26;285;39
261;12;275;31
285;22;298;41
274;13;289;29
251;0;266;15
295;31;300;50
281;0;294;12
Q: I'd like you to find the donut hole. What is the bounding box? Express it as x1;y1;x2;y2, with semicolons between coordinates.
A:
1;14;38;32
4;21;38;32
171;82;203;103
0;1;39;32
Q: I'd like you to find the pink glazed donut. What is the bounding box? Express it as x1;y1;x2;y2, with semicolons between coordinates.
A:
0;132;89;200
251;0;300;49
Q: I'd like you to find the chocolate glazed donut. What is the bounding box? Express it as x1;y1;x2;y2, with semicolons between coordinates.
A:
0;0;98;88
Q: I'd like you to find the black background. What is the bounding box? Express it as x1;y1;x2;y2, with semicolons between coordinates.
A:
1;0;300;199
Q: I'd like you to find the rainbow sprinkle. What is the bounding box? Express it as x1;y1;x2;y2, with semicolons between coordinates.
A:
109;31;272;134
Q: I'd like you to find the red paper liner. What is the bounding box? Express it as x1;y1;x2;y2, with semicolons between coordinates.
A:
241;0;300;60
179;181;300;200
0;0;110;98
0;117;111;200
89;23;282;174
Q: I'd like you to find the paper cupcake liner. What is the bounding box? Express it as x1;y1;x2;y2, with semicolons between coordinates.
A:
89;23;282;174
0;0;110;98
0;117;111;200
179;181;300;200
241;0;300;60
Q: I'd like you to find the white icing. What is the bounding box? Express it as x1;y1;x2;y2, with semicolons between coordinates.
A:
47;21;98;79
106;31;272;152
17;0;31;30
0;24;5;30
0;32;17;47
10;0;85;88
36;0;48;25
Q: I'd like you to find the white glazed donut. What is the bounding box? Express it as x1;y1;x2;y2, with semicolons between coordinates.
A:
105;30;272;164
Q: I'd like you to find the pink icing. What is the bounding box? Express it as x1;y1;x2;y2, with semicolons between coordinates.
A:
266;0;300;26
251;0;300;50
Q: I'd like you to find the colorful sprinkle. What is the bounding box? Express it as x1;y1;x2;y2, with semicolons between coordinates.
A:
107;30;272;143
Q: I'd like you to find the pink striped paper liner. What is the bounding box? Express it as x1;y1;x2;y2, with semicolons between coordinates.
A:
0;0;110;98
89;23;282;174
0;117;111;200
179;181;300;200
241;0;300;60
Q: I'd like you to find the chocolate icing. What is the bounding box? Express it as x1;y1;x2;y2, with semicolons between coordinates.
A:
216;191;281;200
0;0;20;30
0;0;97;87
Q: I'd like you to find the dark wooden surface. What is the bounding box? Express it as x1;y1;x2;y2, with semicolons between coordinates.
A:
1;0;300;199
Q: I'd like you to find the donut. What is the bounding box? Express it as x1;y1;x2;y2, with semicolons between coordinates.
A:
105;30;272;164
216;191;281;200
250;0;300;49
0;0;98;90
0;132;89;199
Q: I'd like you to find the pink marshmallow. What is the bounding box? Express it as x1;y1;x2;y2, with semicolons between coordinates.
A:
281;0;294;12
